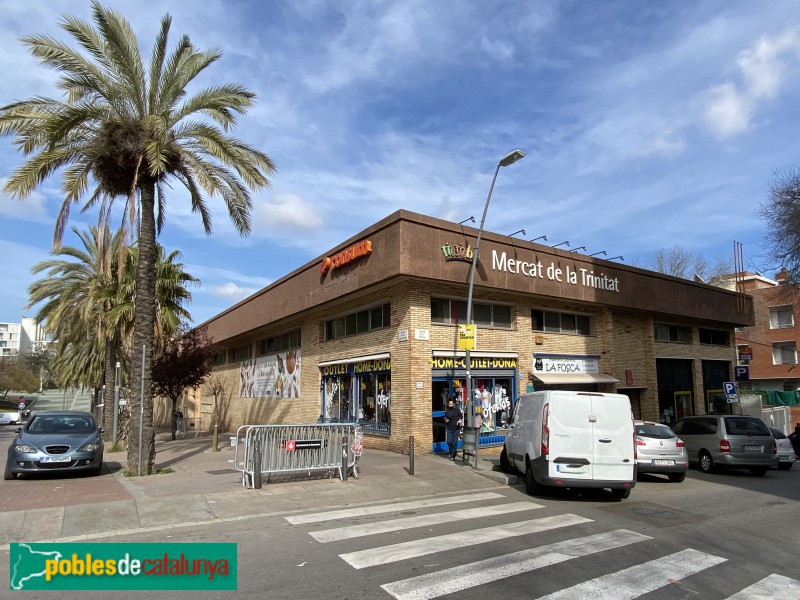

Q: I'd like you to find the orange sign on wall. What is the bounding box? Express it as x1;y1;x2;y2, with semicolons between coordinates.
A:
320;240;372;275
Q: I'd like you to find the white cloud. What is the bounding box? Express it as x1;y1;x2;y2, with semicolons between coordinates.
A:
704;26;800;137
0;178;49;222
480;36;514;61
210;281;260;300
253;193;324;235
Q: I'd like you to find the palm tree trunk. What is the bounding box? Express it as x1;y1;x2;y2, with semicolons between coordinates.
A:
127;183;158;475
102;337;115;442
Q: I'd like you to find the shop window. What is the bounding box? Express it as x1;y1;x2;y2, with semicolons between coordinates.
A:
324;303;390;340
772;342;797;365
356;373;391;435
258;329;301;355
532;309;591;335
698;328;730;346
769;305;794;329
654;323;690;343
431;298;512;328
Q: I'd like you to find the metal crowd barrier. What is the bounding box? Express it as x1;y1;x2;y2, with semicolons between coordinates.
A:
233;423;363;488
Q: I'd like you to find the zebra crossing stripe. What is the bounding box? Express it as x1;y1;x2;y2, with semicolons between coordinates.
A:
536;548;727;599
724;574;800;599
340;513;592;569
311;500;544;543
382;529;651;600
284;491;505;524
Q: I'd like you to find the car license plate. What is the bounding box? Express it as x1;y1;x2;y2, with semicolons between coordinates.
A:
40;456;71;463
744;445;761;452
653;459;675;466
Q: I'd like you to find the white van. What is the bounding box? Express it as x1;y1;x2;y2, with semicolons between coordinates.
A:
501;390;636;499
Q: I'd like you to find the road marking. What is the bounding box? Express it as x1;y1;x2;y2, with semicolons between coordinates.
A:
536;548;727;599
724;574;800;599
285;491;505;524
382;529;651;600
310;500;544;542
340;513;591;569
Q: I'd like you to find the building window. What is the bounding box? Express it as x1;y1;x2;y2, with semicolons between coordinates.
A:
432;298;512;328
772;342;797;365
654;323;690;343
212;352;226;366
531;309;591;335
699;328;730;346
769;305;794;329
325;303;390;341
230;344;252;361
259;329;301;355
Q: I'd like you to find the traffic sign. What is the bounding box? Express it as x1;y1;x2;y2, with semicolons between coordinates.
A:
735;365;749;381
723;381;738;403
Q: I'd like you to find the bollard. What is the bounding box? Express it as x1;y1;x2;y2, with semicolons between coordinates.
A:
253;437;263;489
212;424;219;452
341;436;349;481
409;435;415;475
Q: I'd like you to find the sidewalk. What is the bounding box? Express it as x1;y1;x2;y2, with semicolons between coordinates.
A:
0;432;516;549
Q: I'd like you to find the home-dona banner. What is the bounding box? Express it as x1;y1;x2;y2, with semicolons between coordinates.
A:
240;350;301;398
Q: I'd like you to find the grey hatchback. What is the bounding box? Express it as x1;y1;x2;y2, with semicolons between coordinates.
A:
634;421;689;482
671;415;778;476
4;411;104;480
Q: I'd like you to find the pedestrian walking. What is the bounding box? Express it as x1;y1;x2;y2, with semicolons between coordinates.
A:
443;396;463;461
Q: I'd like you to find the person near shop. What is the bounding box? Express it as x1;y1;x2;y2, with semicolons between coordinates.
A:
443;397;463;461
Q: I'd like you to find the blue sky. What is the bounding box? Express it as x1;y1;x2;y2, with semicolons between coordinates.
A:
1;0;799;326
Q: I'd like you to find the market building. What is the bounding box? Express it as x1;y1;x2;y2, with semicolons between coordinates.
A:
177;210;754;453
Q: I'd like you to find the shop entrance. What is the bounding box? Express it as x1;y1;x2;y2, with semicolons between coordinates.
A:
431;378;465;453
656;358;694;425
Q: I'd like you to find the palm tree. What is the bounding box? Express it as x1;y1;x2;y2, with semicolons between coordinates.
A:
2;2;275;474
29;226;199;442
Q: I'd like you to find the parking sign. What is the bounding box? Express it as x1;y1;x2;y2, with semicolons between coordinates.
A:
723;381;738;403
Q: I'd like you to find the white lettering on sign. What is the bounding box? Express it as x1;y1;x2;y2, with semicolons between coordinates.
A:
492;250;620;293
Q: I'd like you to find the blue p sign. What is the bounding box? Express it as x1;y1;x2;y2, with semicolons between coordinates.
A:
735;366;749;381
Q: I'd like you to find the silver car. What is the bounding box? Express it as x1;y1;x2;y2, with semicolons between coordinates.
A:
671;415;778;476
769;428;796;470
634;421;689;482
4;411;104;480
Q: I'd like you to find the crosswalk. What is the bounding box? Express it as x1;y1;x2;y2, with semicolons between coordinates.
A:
284;491;800;599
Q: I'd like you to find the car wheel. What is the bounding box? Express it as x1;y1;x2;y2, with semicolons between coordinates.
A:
524;457;545;496
699;451;715;473
90;462;103;476
777;462;793;471
668;472;687;483
611;488;631;499
750;467;767;477
499;447;511;474
3;464;15;480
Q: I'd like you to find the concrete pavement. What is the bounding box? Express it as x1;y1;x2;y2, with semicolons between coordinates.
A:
0;432;515;549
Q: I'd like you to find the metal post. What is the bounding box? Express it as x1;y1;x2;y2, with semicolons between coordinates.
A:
341;435;349;481
213;424;219;452
112;361;120;445
253;437;263;489
409;435;415;475
137;344;145;477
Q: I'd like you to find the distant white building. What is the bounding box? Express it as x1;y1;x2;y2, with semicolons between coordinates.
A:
0;318;51;358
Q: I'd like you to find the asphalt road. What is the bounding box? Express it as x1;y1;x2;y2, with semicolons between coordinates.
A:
2;421;798;600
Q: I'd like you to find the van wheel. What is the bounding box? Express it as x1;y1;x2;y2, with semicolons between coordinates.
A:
611;488;631;500
524;458;544;496
749;467;767;477
500;447;511;474
667;472;686;483
699;451;715;473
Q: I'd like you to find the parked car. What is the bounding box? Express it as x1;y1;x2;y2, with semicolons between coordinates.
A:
0;411;21;425
769;427;796;470
502;390;636;499
4;410;104;480
634;421;689;482
670;415;778;476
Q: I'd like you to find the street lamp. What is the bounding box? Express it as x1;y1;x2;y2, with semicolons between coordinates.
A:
508;229;526;237
590;250;607;257
464;149;525;467
530;235;547;242
569;246;587;253
552;241;570;248
609;255;624;261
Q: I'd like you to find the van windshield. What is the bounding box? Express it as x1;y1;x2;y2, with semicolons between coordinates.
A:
635;424;674;439
724;417;770;436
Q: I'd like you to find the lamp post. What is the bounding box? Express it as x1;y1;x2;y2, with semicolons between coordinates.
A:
464;149;525;466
